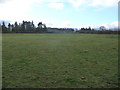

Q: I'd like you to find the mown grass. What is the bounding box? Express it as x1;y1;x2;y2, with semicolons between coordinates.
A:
2;33;118;88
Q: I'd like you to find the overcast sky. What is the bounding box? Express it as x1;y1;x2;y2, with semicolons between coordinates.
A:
0;0;119;29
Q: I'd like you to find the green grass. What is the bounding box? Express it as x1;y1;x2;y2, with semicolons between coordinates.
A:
2;33;118;88
0;33;2;89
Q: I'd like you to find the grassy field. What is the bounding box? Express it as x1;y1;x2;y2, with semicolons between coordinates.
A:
0;33;2;89
2;33;118;88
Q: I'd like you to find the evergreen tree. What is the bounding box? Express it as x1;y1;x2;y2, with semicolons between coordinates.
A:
8;23;11;32
14;22;18;32
32;20;35;28
2;21;7;33
21;20;25;32
11;24;14;32
31;21;35;32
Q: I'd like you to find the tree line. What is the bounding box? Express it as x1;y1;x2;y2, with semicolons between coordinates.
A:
0;20;119;34
1;21;47;33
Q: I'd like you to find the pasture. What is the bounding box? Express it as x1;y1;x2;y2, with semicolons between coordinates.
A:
2;33;118;88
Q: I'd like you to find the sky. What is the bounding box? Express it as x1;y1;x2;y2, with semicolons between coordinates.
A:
0;0;119;29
